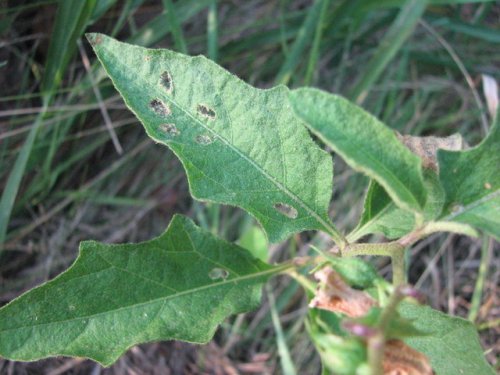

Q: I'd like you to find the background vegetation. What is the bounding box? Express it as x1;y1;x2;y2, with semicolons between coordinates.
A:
0;0;498;373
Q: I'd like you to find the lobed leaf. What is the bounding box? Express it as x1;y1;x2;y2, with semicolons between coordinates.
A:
289;88;426;214
399;303;495;375
438;113;500;240
0;215;278;366
87;33;341;244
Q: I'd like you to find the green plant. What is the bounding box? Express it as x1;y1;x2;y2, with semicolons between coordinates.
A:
0;33;497;374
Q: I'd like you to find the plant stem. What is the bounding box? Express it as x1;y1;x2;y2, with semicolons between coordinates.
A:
378;288;405;332
391;247;406;286
468;235;492;322
398;220;477;247
342;242;407;285
325;219;475;286
368;286;408;374
368;334;384;375
342;242;403;257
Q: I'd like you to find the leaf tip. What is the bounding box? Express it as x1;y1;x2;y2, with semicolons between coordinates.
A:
85;33;104;48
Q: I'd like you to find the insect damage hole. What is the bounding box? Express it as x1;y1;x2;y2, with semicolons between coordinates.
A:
159;71;173;94
149;99;171;117
197;104;216;120
208;268;229;280
195;134;214;145
273;203;298;219
160;123;179;136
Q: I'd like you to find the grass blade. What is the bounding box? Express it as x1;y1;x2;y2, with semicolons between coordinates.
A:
361;0;492;10
267;286;297;375
161;0;188;54
41;0;97;95
429;16;500;43
0;102;47;252
468;236;492;322
304;0;331;85
275;0;325;85
4;1;100;249
348;0;427;103
207;0;218;61
130;0;211;46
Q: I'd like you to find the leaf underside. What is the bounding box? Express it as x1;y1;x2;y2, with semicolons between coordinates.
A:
0;215;275;366
289;88;426;214
400;303;495;375
352;170;444;241
87;33;339;243
438;113;500;240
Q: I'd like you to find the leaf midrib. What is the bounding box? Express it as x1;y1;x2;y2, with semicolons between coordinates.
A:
1;264;284;333
102;47;337;237
165;69;333;234
310;125;423;212
443;189;500;221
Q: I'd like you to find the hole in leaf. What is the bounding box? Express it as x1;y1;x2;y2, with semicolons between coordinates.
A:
208;268;229;280
150;99;171;117
195;134;214;145
160;71;173;93
197;104;216;120
273;203;298;219
159;123;179;136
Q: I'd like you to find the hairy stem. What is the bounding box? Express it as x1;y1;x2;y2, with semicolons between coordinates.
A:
368;286;409;374
340;219;477;285
368;334;384;375
391;247;406;286
342;242;406;285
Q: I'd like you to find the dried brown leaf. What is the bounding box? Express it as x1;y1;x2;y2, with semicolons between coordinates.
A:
395;132;466;171
383;339;434;375
309;266;376;317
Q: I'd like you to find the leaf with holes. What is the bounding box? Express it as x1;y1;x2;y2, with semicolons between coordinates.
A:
289;88;426;214
0;215;279;366
438;111;500;240
86;33;341;243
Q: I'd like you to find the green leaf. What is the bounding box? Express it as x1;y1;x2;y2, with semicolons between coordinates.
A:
350;170;444;241
307;309;368;375
354;307;425;340
0;215;279;366
350;180;415;241
399;303;495;375
438;113;500;240
320;253;382;289
87;33;341;244
290;88;426;214
238;225;269;262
